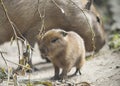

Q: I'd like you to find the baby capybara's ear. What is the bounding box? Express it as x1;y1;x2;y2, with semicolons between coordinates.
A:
85;0;93;10
60;31;68;37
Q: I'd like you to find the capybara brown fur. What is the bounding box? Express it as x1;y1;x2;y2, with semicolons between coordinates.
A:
39;29;86;80
0;0;105;52
0;0;105;64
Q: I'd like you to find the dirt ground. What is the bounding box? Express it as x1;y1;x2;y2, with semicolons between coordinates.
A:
0;41;120;86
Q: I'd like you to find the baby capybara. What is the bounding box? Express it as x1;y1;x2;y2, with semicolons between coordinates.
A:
39;29;86;80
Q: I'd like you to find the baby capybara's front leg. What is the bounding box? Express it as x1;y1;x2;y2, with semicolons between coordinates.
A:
52;64;60;80
60;69;69;80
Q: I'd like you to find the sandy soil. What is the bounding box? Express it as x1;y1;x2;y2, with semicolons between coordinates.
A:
0;41;120;86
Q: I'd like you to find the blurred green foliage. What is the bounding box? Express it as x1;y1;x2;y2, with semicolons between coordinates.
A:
0;68;7;83
109;33;120;50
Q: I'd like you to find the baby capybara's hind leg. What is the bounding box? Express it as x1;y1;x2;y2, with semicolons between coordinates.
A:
73;68;82;75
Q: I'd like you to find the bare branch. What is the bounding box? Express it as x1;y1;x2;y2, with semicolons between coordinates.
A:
0;51;8;67
12;23;26;41
5;58;32;70
37;0;47;39
51;0;65;13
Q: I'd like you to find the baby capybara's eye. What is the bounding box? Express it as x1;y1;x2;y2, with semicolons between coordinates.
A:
51;38;59;43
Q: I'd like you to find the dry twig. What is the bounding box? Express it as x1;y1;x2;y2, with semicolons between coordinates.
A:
37;0;47;39
51;0;65;13
5;59;32;71
0;51;8;68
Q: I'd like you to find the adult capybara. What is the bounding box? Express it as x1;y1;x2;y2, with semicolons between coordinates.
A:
39;29;86;80
0;0;105;64
0;0;105;51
